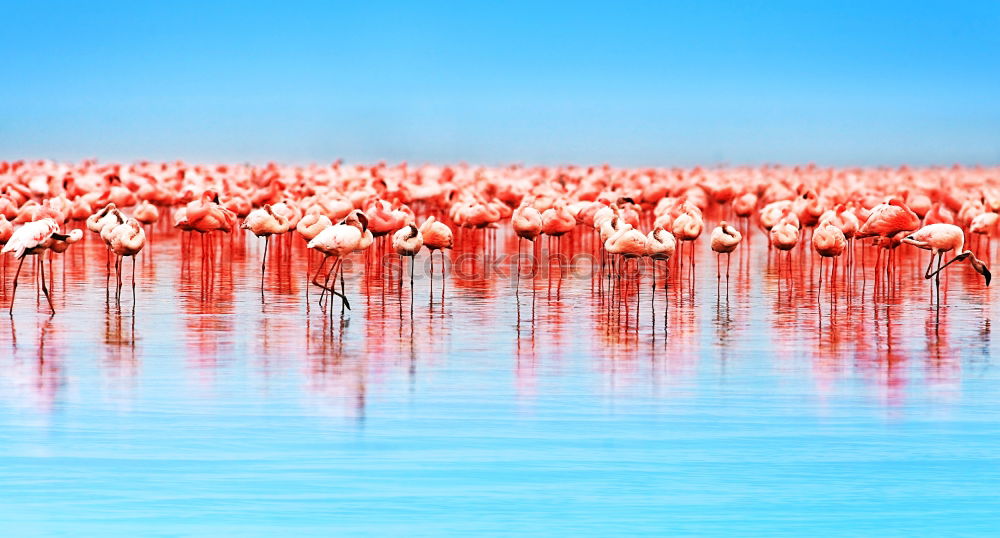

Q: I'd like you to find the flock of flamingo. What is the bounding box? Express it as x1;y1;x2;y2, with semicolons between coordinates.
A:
0;160;996;320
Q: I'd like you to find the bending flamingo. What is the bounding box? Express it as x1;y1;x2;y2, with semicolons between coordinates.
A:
307;210;368;311
903;223;991;303
2;218;69;314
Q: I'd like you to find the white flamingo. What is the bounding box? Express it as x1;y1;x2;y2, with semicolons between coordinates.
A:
2;218;74;314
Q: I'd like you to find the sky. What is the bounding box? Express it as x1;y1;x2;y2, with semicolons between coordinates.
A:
2;0;998;166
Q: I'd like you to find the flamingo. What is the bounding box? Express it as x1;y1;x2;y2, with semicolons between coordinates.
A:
857;198;920;288
646;226;676;295
770;213;800;279
1;218;69;314
540;201;576;277
671;202;703;279
710;221;742;286
307;210;368;311
46;229;84;255
604;225;647;282
392;224;423;291
242;204;291;293
812;221;847;296
108;218;147;302
0;215;12;295
903;223;991;303
419;216;453;285
134;200;160;225
969;211;998;256
86;203;125;285
296;213;332;242
512;203;542;284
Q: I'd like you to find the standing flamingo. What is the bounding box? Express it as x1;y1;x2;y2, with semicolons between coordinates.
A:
671;202;703;279
134;201;160;225
87;203;125;285
646;226;676;295
512;203;542;285
392;224;423;291
770;213;800;279
108;218;147;302
2;218;67;314
710;221;742;287
732;192;758;233
969;211;998;256
604;225;648;284
812;221;847;297
242;204;291;294
857;198;920;288
0;215;12;295
419;216;454;285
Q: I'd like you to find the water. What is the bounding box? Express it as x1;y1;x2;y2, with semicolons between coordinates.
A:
1;222;998;536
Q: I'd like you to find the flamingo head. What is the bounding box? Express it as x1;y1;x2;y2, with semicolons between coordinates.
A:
346;210;369;232
964;252;992;286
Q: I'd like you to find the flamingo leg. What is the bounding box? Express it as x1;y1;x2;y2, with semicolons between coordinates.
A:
515;239;521;290
8;256;25;316
39;254;54;314
935;251;943;303
339;259;349;313
311;256;329;305
873;245;882;296
261;235;269;293
314;258;351;311
114;255;121;302
818;256;824;301
924;249;939;279
927;251;970;279
320;257;338;308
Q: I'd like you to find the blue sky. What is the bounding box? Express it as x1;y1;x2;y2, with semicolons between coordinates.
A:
2;1;998;166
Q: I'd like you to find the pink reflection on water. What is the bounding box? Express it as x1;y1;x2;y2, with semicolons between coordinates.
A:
0;218;992;418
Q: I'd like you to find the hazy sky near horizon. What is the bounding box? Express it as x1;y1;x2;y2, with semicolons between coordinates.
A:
3;1;998;166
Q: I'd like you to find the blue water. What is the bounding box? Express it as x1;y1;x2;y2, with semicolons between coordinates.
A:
0;228;998;536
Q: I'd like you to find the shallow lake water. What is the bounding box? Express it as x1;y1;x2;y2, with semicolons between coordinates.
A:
0;221;998;536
